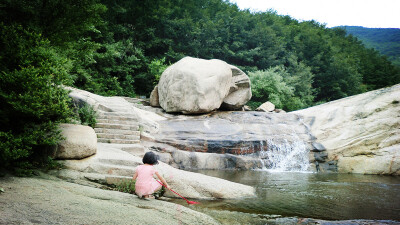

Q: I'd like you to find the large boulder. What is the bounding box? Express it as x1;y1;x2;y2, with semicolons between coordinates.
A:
295;84;400;175
55;123;97;159
221;65;252;110
158;57;232;114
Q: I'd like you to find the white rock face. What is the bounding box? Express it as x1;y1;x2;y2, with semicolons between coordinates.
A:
256;101;275;112
56;123;97;159
295;84;400;175
158;57;232;114
221;65;252;110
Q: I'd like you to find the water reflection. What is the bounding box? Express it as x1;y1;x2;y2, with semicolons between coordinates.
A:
173;170;400;221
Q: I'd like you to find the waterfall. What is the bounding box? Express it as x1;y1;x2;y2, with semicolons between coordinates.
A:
259;139;310;172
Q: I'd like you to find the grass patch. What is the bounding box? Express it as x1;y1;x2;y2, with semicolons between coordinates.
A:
115;179;136;194
113;179;165;198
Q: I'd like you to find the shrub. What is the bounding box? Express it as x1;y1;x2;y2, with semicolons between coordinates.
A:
78;104;97;128
0;24;74;171
150;57;169;85
248;67;295;110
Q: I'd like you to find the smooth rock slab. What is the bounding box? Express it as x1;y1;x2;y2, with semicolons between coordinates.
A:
0;176;218;225
295;84;400;175
156;162;256;199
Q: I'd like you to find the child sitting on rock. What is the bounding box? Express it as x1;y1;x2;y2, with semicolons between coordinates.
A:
132;152;169;199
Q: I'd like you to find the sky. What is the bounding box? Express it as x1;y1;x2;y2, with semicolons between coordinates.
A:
230;0;400;28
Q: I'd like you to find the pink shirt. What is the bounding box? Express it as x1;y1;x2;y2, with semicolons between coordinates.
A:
135;165;161;197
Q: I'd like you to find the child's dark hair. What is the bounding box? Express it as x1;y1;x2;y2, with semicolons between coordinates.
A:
142;152;159;165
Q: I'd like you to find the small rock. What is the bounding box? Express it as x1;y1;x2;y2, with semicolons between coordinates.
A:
314;152;328;162
256;101;275;112
243;105;252;111
274;108;286;113
312;142;326;152
149;85;160;107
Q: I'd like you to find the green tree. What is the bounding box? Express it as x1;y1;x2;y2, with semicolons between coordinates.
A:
81;40;146;97
284;54;315;109
0;24;74;170
248;66;295;110
1;0;399;115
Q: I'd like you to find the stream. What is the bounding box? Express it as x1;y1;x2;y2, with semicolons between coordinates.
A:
168;170;400;223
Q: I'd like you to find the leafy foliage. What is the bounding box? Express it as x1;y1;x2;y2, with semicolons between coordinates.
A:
150;58;169;85
0;24;74;170
248;67;294;111
81;40;146;97
77;104;97;128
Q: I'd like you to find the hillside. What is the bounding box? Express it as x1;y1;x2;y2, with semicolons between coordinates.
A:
1;0;400;172
339;26;400;66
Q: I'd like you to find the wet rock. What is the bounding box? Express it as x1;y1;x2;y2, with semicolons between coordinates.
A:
146;142;263;170
153;111;314;165
314;152;328;162
312;142;326;152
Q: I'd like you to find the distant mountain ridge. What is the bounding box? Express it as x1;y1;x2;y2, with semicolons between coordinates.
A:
337;26;400;66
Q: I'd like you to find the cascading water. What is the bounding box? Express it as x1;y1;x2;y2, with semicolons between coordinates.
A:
259;139;310;172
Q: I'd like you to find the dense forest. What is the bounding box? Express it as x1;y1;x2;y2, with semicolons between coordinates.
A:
1;0;400;171
340;26;400;67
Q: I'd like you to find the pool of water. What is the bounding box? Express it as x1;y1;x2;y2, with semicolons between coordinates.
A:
169;170;400;222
